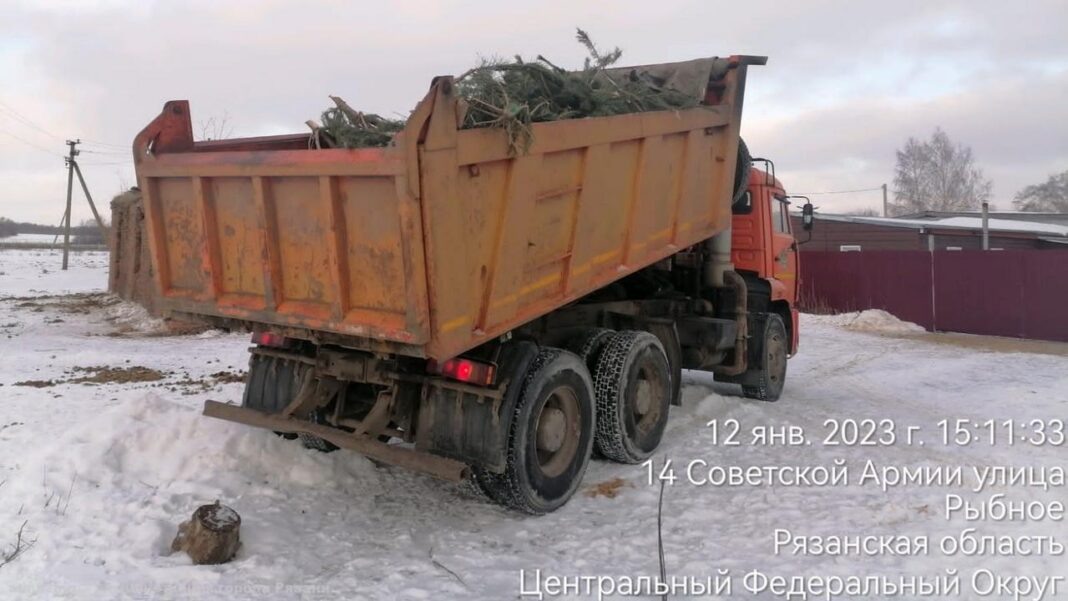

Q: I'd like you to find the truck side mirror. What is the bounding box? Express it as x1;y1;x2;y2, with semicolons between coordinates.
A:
801;202;814;231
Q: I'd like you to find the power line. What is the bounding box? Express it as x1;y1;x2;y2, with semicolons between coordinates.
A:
0;101;63;141
0;129;64;158
0;125;129;163
80;148;129;156
792;186;884;195
0;99;129;149
79;160;133;166
81;139;128;150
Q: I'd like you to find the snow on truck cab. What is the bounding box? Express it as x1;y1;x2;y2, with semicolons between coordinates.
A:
133;55;811;513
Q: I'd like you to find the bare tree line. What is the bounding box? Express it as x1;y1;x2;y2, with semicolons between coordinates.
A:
891;127;1066;214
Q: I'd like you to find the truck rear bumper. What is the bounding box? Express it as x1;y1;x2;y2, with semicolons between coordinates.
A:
202;401;469;482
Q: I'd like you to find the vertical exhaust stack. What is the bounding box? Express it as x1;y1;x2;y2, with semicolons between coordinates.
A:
705;220;749;377
704;226;733;288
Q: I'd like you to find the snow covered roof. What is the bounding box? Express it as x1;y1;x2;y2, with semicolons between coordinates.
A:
897;210;1068;226
803;213;1068;238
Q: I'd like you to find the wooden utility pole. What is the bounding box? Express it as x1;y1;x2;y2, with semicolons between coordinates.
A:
882;183;889;217
73;161;107;232
60;139;109;270
62;140;77;270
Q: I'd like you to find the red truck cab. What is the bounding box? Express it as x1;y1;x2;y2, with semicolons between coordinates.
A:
732;166;802;354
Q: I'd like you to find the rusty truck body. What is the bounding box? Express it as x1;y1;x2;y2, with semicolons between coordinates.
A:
134;55;808;513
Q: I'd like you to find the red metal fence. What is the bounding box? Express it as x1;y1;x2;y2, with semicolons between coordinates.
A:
799;250;1068;342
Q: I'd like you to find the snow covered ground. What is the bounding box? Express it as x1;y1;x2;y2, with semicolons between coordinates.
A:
0;248;1065;600
0;233;57;246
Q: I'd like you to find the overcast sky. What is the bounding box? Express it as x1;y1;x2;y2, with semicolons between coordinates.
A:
1;0;1066;224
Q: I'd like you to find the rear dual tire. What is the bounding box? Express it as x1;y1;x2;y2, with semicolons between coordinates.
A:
592;331;672;464
474;349;596;515
243;353;305;416
243;353;337;451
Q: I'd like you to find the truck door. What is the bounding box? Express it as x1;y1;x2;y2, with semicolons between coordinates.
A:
770;194;798;304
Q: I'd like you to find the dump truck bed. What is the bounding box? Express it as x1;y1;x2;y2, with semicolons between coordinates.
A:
134;56;760;360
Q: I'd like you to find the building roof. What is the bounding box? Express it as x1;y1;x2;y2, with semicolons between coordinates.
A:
801;213;1068;238
897;210;1068;226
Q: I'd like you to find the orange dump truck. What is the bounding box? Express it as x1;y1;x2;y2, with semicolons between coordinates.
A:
134;55;810;513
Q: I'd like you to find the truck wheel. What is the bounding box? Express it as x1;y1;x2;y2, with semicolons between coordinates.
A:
476;348;595;514
592;331;671;463
243;353;337;451
741;314;788;402
244;354;302;440
564;328;614;372
297;413;339;453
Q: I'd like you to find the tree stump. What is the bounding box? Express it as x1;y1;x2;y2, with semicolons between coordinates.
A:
170;501;241;565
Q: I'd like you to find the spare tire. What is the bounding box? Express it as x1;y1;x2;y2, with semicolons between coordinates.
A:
732;138;752;206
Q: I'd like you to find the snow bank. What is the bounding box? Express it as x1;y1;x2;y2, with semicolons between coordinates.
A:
0;394;380;578
809;309;925;334
2;393;378;508
101;298;168;335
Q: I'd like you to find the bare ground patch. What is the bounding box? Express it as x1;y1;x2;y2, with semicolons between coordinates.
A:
878;331;1068;357
104;319;211;338
14;366;167;387
69;366;167;385
164;370;247;395
13;366;245;392
585;477;631;499
8;292;118;315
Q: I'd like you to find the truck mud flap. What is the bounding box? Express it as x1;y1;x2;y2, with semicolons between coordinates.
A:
202;401;469;482
415;341;538;473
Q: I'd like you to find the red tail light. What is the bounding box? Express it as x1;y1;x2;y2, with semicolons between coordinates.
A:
430;357;496;386
251;331;290;348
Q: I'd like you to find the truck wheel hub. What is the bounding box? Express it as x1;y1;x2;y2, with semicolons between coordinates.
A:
536;407;567;452
634;379;653;415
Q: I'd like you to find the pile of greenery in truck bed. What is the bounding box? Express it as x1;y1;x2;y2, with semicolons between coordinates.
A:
318;29;699;154
319;99;405;149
